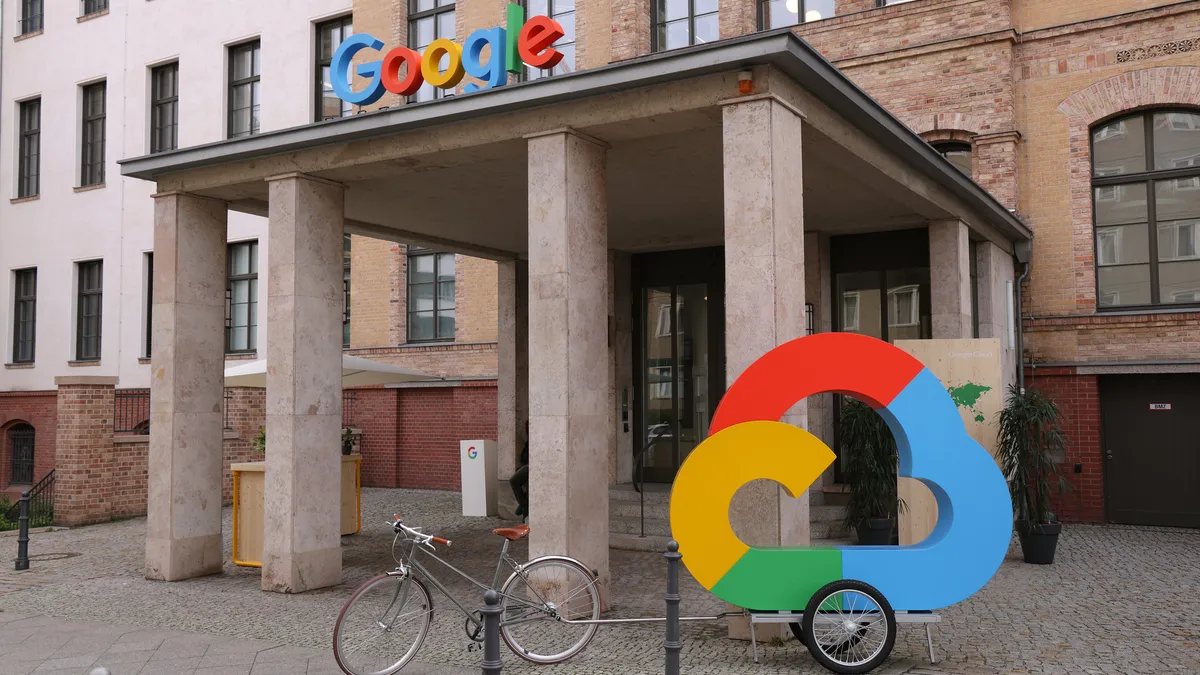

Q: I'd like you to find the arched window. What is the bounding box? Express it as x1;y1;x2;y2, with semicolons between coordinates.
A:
1092;110;1200;308
8;424;35;485
933;141;972;176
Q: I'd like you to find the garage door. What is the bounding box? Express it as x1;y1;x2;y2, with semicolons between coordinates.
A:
1101;374;1200;528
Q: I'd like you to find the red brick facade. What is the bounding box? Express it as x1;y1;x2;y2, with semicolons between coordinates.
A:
353;381;498;491
54;378;117;527
0;390;57;500
1024;367;1104;524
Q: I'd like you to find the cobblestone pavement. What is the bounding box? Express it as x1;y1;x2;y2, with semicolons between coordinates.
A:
2;488;1198;675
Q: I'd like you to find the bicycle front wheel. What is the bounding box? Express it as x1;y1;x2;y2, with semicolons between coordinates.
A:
333;573;433;675
499;557;600;663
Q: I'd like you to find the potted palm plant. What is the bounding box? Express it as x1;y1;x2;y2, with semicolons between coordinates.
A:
841;398;904;545
998;384;1069;564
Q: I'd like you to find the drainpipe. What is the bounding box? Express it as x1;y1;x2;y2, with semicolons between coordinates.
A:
1013;240;1032;393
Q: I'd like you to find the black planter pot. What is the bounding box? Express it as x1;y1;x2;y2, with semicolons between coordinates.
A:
1017;521;1062;564
342;441;353;456
855;518;894;545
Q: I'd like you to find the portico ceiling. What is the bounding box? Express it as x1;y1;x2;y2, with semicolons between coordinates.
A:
121;29;1031;260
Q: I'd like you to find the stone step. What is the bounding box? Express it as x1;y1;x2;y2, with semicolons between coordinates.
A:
810;504;848;523
610;500;670;521
810;519;852;540
610;533;674;552
812;537;857;547
609;485;670;504
610;515;672;537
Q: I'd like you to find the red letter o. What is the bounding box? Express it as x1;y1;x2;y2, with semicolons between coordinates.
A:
382;47;424;97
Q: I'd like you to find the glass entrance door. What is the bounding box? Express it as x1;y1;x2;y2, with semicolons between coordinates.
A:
640;284;711;483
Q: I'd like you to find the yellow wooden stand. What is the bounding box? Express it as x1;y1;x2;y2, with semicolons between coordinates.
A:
232;454;362;568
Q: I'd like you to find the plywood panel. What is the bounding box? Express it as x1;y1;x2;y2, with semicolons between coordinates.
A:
894;339;1004;545
342;455;362;535
233;466;265;567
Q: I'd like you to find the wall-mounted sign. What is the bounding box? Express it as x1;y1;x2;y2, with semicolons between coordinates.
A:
331;3;564;105
1150;403;1172;410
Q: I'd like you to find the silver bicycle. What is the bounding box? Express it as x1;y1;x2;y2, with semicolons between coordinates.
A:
333;516;602;675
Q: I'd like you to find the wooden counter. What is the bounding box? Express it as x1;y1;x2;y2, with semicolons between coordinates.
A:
231;454;362;568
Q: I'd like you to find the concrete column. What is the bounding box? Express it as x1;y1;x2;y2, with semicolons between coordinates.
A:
262;173;346;593
526;129;611;591
975;241;1018;394
722;97;807;638
145;192;228;582
929;219;973;339
497;259;529;498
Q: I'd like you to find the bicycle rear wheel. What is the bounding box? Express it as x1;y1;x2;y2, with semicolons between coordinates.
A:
333;573;433;675
499;557;600;663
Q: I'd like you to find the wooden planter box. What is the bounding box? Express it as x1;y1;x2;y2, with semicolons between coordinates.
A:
231;454;362;568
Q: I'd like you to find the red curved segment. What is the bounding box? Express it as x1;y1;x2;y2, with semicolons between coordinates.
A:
710;333;925;435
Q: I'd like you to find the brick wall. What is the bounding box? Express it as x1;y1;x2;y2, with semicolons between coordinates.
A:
111;439;149;519
0;390;57;498
456;256;499;343
348;343;498;379
54;378;116;526
222;388;266;503
1024;367;1104;523
352;381;498;490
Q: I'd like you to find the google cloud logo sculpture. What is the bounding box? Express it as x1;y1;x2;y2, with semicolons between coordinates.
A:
670;332;1011;613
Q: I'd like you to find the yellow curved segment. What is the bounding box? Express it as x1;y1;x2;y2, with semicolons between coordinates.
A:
669;421;837;590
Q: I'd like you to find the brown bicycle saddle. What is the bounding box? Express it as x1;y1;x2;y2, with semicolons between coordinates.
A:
491;523;530;541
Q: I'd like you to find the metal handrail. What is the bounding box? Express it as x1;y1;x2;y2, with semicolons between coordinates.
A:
3;469;53;526
632;427;670;538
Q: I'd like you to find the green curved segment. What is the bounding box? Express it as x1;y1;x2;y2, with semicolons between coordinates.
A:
710;547;844;611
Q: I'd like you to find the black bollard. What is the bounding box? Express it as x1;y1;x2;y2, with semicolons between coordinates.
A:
481;589;502;675
15;491;30;571
665;540;682;675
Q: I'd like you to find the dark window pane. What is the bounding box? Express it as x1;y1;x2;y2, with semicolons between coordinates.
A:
1097;265;1151;307
804;0;835;22
410;254;435;283
1155;177;1200;223
409;312;435;341
695;0;718;14
1094;183;1147;226
1092;115;1146;176
410;283;435;312
1095;223;1149;266
661;0;688;21
694;12;718;44
763;0;798;28
1153;112;1200;172
437;310;455;338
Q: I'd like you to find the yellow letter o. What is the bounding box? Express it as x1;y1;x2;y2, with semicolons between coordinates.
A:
422;38;466;90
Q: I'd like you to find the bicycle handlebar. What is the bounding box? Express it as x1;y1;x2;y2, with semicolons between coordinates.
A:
391;516;451;547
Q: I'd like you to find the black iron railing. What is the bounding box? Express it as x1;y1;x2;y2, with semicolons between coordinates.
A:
343;390;358;427
632;427;670;538
2;469;53;530
114;389;151;434
224;388;234;429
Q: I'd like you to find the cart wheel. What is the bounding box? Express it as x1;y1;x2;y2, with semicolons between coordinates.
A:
801;580;896;674
788;621;804;643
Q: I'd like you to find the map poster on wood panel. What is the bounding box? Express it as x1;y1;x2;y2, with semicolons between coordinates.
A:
893;338;1004;546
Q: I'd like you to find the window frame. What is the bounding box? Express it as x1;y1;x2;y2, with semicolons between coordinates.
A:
80;81;106;187
316;15;354;122
144;253;154;358
17;99;40;198
76;260;103;362
12;268;36;364
19;0;42;36
228;40;261;139
932;140;972;177
1091;109;1200;311
81;0;108;16
522;0;575;80
651;0;719;53
226;240;259;354
406;247;456;342
408;0;457;104
150;62;179;154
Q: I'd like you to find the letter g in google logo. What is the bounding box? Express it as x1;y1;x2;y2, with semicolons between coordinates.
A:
331;3;565;106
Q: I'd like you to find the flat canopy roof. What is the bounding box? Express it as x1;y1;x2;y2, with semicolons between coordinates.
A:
120;29;1031;244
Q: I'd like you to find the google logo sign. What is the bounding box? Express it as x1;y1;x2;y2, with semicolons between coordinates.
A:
670;333;1011;613
331;4;565;105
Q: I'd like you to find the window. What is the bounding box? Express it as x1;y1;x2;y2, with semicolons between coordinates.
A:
144;253;154;358
81;0;108;16
8;424;35;485
19;0;41;35
407;248;455;341
150;63;178;153
76;260;103;361
1092;111;1200;308
933;141;972;176
524;0;575;79
80;82;106;187
317;16;354;121
840;291;860;332
758;0;834;27
343;235;351;347
18;99;40;198
654;0;718;52
12;268;36;364
409;1;456;103
877;0;918;5
887;285;921;328
228;41;261;138
226;241;258;353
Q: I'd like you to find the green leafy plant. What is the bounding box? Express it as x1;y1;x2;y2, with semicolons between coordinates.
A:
840;398;905;529
998;384;1069;527
251;427;266;454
